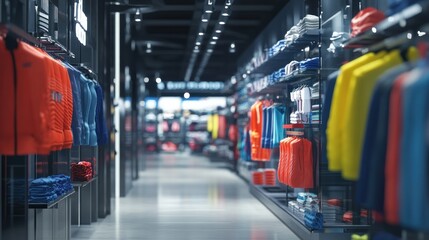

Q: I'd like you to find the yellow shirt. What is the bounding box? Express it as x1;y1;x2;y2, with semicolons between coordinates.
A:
341;48;418;180
212;114;219;139
207;115;213;132
326;52;382;171
341;51;403;180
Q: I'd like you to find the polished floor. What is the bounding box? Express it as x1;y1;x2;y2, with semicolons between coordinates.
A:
72;153;299;240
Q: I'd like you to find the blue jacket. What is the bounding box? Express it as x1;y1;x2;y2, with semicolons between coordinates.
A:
63;63;83;146
95;83;108;145
88;81;98;146
80;75;91;145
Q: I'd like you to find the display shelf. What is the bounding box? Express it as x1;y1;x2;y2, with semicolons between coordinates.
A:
250;184;368;240
343;2;429;48
39;35;75;58
249;70;318;97
0;23;40;46
72;177;97;188
247;33;320;76
29;190;75;209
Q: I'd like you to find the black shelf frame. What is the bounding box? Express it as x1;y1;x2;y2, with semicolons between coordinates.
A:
29;190;75;209
250;184;370;240
246;33;320;77
343;1;429;48
72;176;97;188
249;69;319;97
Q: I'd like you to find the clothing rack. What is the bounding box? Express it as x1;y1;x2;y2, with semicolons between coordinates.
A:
39;35;75;59
0;23;40;47
73;64;98;80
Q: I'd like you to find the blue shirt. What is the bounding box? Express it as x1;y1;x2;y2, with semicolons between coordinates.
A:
80;75;91;145
88;81;98;147
63;63;83;146
400;65;429;231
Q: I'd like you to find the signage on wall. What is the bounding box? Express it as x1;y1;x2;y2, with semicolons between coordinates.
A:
157;81;225;92
74;0;87;46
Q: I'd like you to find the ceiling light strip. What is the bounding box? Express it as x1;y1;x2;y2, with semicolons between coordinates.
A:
193;0;234;81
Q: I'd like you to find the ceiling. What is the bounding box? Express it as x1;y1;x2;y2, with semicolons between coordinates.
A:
123;0;287;93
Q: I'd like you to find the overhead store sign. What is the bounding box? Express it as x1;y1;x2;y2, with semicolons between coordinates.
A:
157;81;225;92
74;0;87;46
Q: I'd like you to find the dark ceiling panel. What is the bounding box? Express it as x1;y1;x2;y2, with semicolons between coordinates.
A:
128;0;289;95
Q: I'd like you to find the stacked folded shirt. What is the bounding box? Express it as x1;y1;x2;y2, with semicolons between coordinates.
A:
297;14;320;35
284;26;300;46
299;57;320;70
252;170;264;185
269;40;287;57
304;209;324;230
285;61;300;76
50;174;73;196
264;169;276;186
28;175;73;204
71;161;93;182
311;111;320;124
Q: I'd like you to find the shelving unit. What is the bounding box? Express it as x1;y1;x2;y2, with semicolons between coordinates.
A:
342;1;429;48
246;32;320;76
233;1;376;239
29;190;75;209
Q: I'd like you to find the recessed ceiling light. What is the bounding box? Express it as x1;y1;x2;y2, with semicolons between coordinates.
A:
207;49;213;53
210;41;216;45
198;32;204;36
216;30;221;33
143;77;149;83
212;36;218;40
225;5;228;9
184;92;190;99
202;18;208;22
194;46;199;50
146;49;152;53
208;0;213;5
226;0;231;5
134;9;142;22
193;49;200;53
156;77;162;83
230;42;235;49
222;13;229;16
205;9;213;13
196;42;201;46
219;21;225;25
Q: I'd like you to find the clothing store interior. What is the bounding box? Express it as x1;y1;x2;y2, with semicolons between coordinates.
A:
1;0;429;239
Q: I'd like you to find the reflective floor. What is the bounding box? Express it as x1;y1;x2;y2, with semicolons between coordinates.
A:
72;153;299;240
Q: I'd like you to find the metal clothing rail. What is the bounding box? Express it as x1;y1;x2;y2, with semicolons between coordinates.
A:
0;23;40;47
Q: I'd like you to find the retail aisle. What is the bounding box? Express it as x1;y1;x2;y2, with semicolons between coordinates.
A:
72;153;299;240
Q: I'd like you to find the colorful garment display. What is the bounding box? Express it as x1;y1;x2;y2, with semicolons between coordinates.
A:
0;37;107;155
278;136;313;188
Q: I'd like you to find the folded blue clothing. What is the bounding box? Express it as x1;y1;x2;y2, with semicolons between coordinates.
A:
29;194;58;203
31;177;56;186
299;57;320;70
30;187;56;194
29;190;57;197
304;209;324;230
29;185;55;191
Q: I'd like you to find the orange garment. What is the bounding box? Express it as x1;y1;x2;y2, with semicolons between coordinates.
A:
0;38;53;155
57;60;73;149
249;101;271;161
278;136;314;188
